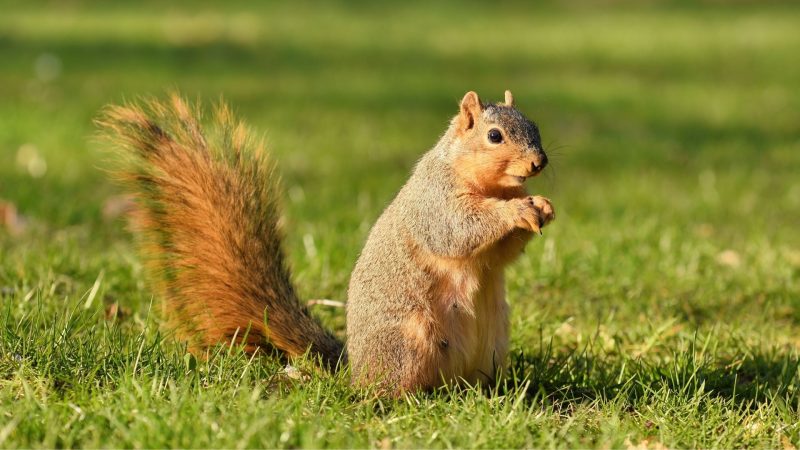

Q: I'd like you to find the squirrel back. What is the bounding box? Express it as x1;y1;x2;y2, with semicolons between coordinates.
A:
98;95;343;369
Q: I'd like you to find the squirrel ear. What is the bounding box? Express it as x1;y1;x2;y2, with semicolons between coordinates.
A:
504;90;514;107
457;91;482;132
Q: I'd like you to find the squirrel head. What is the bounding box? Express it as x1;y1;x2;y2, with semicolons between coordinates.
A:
449;90;547;191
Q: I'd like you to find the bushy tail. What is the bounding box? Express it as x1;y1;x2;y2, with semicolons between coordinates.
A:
97;94;344;369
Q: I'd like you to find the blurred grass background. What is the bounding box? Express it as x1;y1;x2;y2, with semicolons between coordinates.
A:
1;1;799;448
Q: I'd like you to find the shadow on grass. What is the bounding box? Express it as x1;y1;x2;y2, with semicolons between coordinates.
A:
500;337;800;409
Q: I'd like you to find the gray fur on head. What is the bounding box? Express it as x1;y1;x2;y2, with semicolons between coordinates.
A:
482;104;542;151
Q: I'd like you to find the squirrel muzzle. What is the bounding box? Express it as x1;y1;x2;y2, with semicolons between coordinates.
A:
506;148;548;184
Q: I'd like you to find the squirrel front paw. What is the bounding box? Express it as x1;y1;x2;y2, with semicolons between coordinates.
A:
514;196;555;234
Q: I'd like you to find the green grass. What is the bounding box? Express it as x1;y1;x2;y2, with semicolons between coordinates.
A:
1;1;800;447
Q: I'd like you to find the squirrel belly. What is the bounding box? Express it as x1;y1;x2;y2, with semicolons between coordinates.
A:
100;90;554;396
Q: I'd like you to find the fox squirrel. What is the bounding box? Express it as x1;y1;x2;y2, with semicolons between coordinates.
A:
99;90;554;394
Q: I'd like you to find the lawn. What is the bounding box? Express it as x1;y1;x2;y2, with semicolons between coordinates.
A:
1;1;799;448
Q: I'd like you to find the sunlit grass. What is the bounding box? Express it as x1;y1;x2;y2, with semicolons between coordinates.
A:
1;1;799;447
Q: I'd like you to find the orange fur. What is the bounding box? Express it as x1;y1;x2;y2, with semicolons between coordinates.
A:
98;95;343;368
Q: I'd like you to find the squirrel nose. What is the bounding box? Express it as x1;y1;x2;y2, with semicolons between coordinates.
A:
531;153;548;172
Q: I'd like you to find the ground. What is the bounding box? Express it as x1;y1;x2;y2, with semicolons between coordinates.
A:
1;1;799;448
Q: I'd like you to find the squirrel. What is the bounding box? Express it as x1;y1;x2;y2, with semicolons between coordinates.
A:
98;90;554;395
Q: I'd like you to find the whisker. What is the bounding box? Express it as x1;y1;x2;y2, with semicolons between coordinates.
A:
542;163;559;193
544;141;571;157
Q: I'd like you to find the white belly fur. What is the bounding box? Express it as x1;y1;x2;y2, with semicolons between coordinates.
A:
433;266;509;385
460;269;509;383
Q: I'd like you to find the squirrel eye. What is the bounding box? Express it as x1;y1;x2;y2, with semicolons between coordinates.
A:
487;128;503;144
